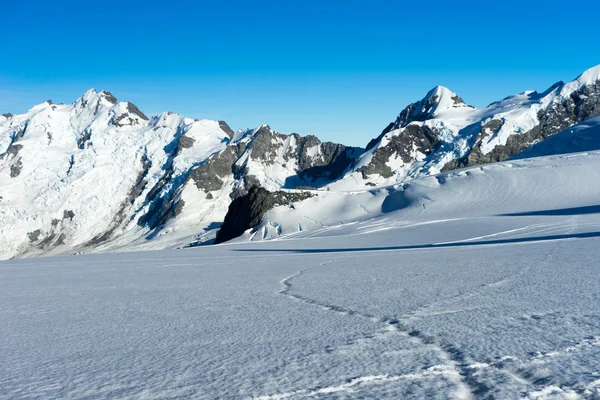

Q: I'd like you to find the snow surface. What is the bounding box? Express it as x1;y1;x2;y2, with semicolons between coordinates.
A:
2;151;600;399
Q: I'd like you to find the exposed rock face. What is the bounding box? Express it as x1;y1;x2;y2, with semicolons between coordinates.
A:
394;86;470;128
9;158;22;177
177;135;195;150
126;102;148;120
218;121;235;138
1;143;23;159
27;229;41;242
215;186;312;244
24;207;78;251
1;143;24;178
510;115;600;159
441;119;504;171
244;125;282;164
453;81;600;168
100;91;117;104
298;140;358;181
236;125;363;189
188;145;241;192
295;136;357;180
366;86;472;152
360;125;440;178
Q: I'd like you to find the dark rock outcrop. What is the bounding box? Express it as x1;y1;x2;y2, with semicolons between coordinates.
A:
177;135;195;151
100;91;117;104
294;136;360;181
215;186;312;244
110;102;149;127
28;229;42;242
1;143;23;160
366;87;471;153
360;125;440;178
445;81;600;170
10;158;23;177
188;146;240;193
126;102;148;120
218;121;235;138
241;125;363;186
3;143;25;178
77;129;92;149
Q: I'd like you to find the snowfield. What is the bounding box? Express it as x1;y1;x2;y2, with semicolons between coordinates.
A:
2;151;600;399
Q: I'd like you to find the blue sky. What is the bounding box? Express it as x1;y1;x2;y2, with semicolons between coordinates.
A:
2;0;599;146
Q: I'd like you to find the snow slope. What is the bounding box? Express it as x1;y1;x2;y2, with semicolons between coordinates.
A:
2;151;600;399
241;149;600;243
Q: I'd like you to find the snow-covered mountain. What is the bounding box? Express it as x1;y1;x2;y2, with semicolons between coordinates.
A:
230;113;600;243
215;65;600;242
0;90;359;259
2;65;600;258
331;65;600;189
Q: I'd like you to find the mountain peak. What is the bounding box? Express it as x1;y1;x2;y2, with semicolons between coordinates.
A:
99;90;117;104
391;85;471;129
77;89;117;108
558;64;600;98
422;85;468;112
250;124;273;137
82;88;98;98
28;100;53;113
574;64;600;86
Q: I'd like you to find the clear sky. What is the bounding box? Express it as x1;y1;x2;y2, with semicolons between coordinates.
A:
2;0;599;146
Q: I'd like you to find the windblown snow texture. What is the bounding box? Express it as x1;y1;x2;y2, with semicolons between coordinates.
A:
2;151;600;399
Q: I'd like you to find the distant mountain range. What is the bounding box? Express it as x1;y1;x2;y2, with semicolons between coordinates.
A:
1;65;599;259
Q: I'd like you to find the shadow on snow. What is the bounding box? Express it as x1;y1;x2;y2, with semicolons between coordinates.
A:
233;231;600;254
498;205;600;217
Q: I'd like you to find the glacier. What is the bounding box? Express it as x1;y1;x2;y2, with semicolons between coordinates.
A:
2;150;600;399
